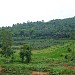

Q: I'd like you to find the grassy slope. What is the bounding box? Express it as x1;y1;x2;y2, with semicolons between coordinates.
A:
0;40;75;74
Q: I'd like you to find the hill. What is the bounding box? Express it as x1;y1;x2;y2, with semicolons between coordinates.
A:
0;16;75;49
11;16;75;39
0;40;75;74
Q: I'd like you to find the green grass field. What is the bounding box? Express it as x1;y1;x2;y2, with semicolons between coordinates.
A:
0;40;75;75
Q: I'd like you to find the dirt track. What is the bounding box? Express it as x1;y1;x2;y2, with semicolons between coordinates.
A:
30;71;49;75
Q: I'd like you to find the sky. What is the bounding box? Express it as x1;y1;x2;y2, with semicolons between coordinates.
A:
0;0;75;27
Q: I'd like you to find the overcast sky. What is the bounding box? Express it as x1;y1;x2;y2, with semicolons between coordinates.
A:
0;0;75;27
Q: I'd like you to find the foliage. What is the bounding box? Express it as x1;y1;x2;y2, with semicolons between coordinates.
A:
67;48;72;52
20;44;31;63
70;30;75;39
20;49;25;63
0;40;75;74
0;17;75;49
1;29;13;58
0;17;75;74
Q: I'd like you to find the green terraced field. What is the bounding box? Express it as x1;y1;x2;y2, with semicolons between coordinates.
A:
0;40;75;75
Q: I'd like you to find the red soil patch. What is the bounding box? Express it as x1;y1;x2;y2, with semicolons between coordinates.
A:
30;71;49;75
0;67;5;73
71;66;75;70
63;63;68;67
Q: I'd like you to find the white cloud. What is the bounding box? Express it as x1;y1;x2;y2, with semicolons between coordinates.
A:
0;0;75;27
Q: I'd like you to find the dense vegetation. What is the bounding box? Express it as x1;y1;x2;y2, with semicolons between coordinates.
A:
0;40;75;75
11;16;75;39
0;16;75;75
0;16;75;49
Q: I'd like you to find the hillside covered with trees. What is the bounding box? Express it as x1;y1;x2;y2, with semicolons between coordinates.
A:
0;17;75;75
0;16;75;49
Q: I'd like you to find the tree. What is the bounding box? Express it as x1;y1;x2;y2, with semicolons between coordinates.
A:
70;30;75;39
20;30;25;36
1;29;13;58
67;48;71;52
20;44;32;63
20;49;25;63
25;47;31;63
